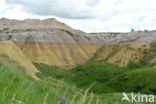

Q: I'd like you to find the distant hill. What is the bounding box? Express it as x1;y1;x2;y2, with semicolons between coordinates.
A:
1;18;156;69
0;18;105;68
89;30;156;67
90;43;156;68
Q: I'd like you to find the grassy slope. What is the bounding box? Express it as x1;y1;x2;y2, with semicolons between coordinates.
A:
1;61;141;104
1;61;153;104
105;67;156;94
0;62;111;104
34;63;61;79
65;62;128;93
34;62;156;95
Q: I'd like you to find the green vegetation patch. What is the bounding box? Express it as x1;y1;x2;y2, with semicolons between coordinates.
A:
25;29;33;31
105;67;156;95
67;62;128;93
60;29;73;37
84;36;91;40
3;27;9;31
60;29;79;41
0;61;108;104
34;61;156;95
7;35;12;40
36;62;128;93
34;63;62;79
25;35;32;41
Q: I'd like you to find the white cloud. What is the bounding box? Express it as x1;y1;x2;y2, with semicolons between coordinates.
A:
5;0;95;19
0;0;9;15
0;0;156;32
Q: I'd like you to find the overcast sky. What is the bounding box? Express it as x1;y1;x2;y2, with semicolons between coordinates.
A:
0;0;156;32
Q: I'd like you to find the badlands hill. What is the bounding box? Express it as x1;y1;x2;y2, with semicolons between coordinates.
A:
0;17;82;33
0;41;39;79
0;18;106;69
91;31;156;67
1;18;156;70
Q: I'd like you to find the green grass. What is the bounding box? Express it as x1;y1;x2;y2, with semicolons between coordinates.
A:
34;62;127;93
34;63;62;79
66;62;127;93
0;61;115;104
34;62;156;96
1;61;155;103
105;67;156;95
68;63;156;95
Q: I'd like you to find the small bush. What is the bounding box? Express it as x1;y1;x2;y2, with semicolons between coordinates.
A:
26;29;33;31
7;35;12;40
3;27;9;31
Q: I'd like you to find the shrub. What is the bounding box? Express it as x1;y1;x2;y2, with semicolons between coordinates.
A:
7;35;12;40
3;27;9;31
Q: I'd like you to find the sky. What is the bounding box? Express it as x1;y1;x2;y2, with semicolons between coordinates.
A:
0;0;156;32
